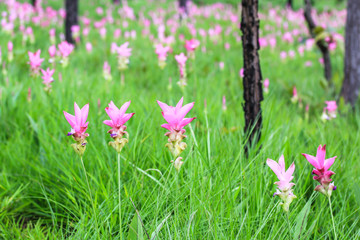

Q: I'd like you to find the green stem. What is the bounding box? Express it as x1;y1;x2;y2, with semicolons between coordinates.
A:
118;153;122;240
286;211;291;240
80;156;99;239
328;196;337;240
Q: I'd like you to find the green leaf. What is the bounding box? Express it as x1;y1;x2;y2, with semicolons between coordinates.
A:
293;195;314;239
128;213;144;240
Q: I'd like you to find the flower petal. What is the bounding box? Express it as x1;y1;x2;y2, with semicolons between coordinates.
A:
266;158;282;179
119;101;131;116
278;155;285;173
119;112;135;125
81;104;89;126
316;145;326;168
175;97;184;112
161;123;172;131
178;117;196;129
177;102;195;121
157;100;171;112
284;162;295;181
302;153;320;169
324;156;336;171
63;111;76;129
74;102;81;126
103;120;114;127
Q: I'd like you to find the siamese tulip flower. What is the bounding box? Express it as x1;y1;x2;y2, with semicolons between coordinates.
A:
40;68;55;92
222;96;227;111
175;53;188;87
103;101;135;153
291;86;298;104
49;28;56;44
157;97;196;171
58;41;74;67
7;41;13;62
267;155;297;212
28;50;44;74
264;78;269;94
325;101;337;119
155;44;170;69
302;145;337;197
63;103;90;156
103;61;112;81
117;42;132;71
184;39;200;59
48;45;56;63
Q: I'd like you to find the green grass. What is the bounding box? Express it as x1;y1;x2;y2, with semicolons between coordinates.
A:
0;0;359;239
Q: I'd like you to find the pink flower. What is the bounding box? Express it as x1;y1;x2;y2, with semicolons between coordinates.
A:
269;37;276;48
325;101;337;119
184;39;200;52
117;42;132;57
224;43;230;50
267;155;295;192
280;51;287;60
71;25;80;34
157;97;196;132
40;68;55;85
58;41;74;58
291;86;298;103
103;61;112;80
175;53;187;67
28;50;44;71
155;44;170;61
302;145;337;197
86;42;92;52
63;102;89;140
103;101;134;138
49;28;56;37
239;68;244;78
222;95;226;111
175;53;188;82
305;61;312;67
48;45;56;57
264;78;269;93
8;41;13;52
266;155;296;212
219;62;224;70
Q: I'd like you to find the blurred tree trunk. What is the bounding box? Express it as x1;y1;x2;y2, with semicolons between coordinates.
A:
240;0;263;154
31;0;36;7
179;0;188;21
340;0;360;106
113;0;121;4
65;0;78;44
304;0;332;83
287;0;293;9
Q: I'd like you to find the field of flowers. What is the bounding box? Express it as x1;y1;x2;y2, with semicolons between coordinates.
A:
0;0;359;239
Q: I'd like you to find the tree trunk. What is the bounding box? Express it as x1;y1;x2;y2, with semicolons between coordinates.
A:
304;0;332;83
31;0;36;7
287;0;293;9
179;0;188;14
113;0;121;4
65;0;78;44
340;0;360;107
179;0;188;21
240;0;263;154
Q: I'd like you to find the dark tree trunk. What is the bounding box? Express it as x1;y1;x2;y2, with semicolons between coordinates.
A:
113;0;121;4
340;0;360;107
240;0;263;153
65;0;78;44
31;0;36;7
179;0;188;20
304;0;332;83
287;0;293;9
